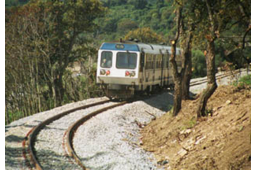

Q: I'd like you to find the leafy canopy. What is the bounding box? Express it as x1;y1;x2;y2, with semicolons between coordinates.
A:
124;27;164;44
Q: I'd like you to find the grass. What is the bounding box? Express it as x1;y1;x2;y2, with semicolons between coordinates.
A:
180;116;197;131
233;74;251;86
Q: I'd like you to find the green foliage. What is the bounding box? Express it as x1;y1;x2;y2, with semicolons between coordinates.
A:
128;0;147;9
205;107;213;116
100;18;118;33
5;0;29;7
187;117;197;129
95;0;175;42
124;27;164;43
5;111;23;124
233;74;251;87
101;0;127;7
167;105;174;117
117;19;138;33
191;50;207;78
5;0;105;124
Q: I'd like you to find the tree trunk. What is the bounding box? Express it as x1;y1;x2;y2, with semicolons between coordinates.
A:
181;27;193;100
170;40;183;116
196;0;218;118
55;73;65;106
52;84;57;108
196;41;217;117
170;7;182;116
173;77;182;116
5;104;10;124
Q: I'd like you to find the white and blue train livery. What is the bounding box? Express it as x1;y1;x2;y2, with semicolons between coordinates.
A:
96;41;182;99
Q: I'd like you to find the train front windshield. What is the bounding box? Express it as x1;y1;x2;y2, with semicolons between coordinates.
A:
116;52;137;69
100;51;112;68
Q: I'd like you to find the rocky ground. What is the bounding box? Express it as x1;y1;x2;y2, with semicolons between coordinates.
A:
141;85;251;170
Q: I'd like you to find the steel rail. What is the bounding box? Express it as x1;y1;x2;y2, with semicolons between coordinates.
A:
190;70;241;87
23;99;110;170
65;101;127;170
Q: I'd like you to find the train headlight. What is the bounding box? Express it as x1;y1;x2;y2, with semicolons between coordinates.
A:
125;71;130;76
100;69;106;75
106;70;110;75
125;71;135;77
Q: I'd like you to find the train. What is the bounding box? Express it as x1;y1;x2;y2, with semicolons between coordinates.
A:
96;40;182;99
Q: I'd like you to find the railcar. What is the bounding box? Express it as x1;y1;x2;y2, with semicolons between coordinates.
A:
96;41;182;99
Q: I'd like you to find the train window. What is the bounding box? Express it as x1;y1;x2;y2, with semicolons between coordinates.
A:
153;55;156;69
100;51;113;68
156;55;162;68
166;52;170;68
163;55;167;68
145;54;149;69
145;54;154;69
116;52;137;69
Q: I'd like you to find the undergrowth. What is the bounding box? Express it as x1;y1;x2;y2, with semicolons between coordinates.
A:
233;74;251;87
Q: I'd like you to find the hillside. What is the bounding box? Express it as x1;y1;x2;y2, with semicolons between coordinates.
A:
96;0;175;42
141;85;251;169
5;0;29;7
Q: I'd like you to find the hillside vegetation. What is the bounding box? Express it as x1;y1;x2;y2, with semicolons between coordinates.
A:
5;0;250;124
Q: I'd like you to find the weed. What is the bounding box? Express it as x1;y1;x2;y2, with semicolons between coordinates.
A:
205;107;213;116
182;116;197;130
232;74;251;87
167;106;174;117
187;117;197;129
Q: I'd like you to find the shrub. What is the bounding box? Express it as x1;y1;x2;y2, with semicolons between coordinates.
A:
234;74;251;87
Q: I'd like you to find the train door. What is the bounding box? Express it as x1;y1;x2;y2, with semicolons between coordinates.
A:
144;53;154;92
139;52;145;90
160;53;164;86
153;54;156;83
166;51;170;85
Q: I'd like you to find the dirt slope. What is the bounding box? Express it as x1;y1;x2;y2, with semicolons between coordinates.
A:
141;85;251;170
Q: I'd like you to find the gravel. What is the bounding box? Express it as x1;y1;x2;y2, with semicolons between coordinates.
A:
34;101;116;170
73;93;172;170
5;97;109;170
5;69;250;170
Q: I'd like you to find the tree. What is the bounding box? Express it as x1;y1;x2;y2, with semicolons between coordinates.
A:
117;19;138;33
191;50;207;78
169;6;183;116
38;0;106;105
5;0;106;123
6;4;51;121
128;0;147;9
179;1;196;99
194;0;246;117
168;0;196;115
124;27;164;43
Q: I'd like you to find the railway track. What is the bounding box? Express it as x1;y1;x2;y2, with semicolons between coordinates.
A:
21;69;247;170
22;99;123;170
190;69;243;87
65;101;127;170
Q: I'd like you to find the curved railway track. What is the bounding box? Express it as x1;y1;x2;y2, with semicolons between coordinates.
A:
22;69;246;170
65;101;127;170
23;99;114;169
